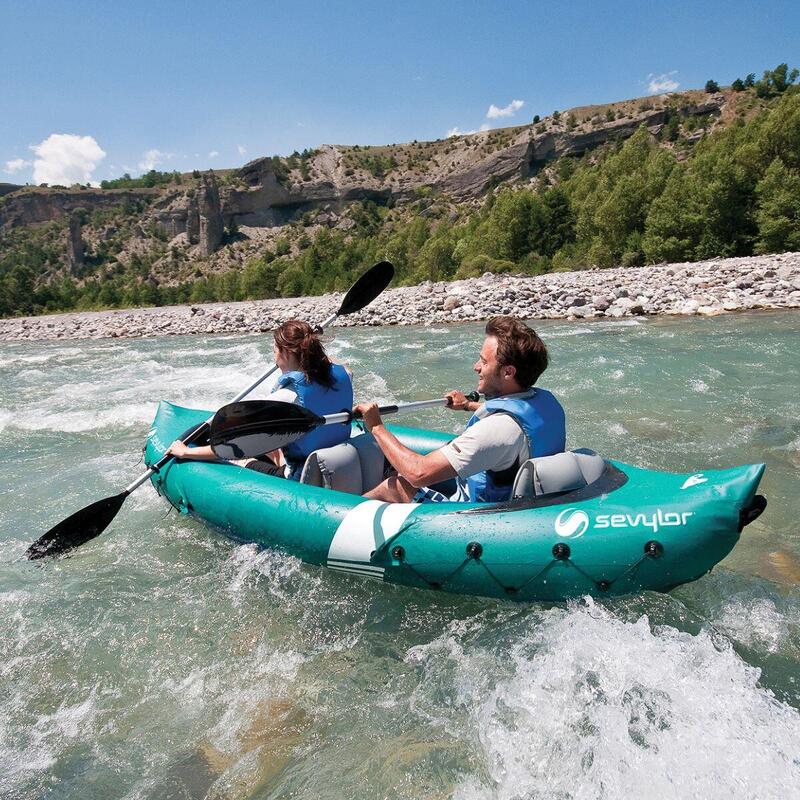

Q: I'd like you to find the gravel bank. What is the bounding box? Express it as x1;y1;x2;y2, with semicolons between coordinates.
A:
2;253;799;342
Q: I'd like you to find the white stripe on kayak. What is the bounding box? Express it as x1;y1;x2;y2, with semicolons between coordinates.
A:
328;566;386;581
327;559;385;575
326;500;418;575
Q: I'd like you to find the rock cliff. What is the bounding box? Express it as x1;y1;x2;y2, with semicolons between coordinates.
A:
0;88;728;284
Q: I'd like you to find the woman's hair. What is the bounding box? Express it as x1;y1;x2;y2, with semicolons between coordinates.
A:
273;319;335;387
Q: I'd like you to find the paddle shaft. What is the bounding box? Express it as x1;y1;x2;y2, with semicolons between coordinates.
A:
325;398;448;426
123;311;340;494
317;392;480;427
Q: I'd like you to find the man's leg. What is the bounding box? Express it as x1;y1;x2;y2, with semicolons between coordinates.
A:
364;474;417;502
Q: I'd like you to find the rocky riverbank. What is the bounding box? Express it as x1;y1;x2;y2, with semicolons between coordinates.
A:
2;253;799;342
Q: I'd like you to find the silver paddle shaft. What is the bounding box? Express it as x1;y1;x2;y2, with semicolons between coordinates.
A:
124;311;339;493
323;397;454;426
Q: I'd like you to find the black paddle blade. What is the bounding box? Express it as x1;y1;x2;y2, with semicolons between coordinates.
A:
337;261;394;316
27;491;128;560
209;400;323;459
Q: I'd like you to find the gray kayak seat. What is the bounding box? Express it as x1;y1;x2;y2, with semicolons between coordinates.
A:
300;433;387;495
511;448;606;500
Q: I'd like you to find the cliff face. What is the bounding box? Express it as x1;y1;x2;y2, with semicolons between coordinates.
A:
149;173;224;254
0;89;727;280
0;188;158;230
219;95;723;223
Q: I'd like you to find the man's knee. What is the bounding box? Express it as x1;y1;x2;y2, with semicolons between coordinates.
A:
365;474;416;503
389;474;416;502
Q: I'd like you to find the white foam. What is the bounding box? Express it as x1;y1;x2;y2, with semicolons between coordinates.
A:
715;597;793;654
407;600;800;800
690;378;710;393
355;371;397;405
7;402;157;433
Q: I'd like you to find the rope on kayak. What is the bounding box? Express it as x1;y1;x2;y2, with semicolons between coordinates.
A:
599;539;664;590
390;542;511;592
559;539;664;593
390;539;664;596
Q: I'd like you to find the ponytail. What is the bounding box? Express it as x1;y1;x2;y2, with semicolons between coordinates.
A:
274;320;334;387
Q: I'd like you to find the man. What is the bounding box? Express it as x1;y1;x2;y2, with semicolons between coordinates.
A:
355;316;566;504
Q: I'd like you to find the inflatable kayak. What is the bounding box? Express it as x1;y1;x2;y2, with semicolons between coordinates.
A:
145;401;766;602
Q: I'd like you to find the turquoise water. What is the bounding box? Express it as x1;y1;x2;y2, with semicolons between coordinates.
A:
1;311;799;799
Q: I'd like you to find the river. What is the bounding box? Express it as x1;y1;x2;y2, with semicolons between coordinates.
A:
1;310;798;799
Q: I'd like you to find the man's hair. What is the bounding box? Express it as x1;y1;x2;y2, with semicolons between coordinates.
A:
485;316;549;388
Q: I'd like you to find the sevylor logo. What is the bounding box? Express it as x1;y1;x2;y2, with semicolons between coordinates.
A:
555;507;694;537
554;508;590;538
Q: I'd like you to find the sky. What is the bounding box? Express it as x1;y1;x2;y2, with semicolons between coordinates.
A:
1;0;798;186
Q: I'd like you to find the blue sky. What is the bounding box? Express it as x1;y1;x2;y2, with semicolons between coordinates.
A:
1;0;798;185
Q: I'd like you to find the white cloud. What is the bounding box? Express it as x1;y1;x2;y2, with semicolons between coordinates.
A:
208;150;219;158
30;134;106;186
138;148;170;171
486;99;525;119
4;157;31;174
447;123;490;137
647;71;679;94
237;144;247;156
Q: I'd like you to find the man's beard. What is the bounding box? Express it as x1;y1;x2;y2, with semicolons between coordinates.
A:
481;370;505;399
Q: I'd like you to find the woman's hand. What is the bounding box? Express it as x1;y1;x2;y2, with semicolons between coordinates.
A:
167;440;191;458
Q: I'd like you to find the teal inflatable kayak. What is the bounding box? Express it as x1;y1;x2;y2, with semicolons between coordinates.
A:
145;401;766;602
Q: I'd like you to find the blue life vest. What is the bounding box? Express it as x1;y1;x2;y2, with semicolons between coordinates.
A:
465;388;566;503
277;364;353;476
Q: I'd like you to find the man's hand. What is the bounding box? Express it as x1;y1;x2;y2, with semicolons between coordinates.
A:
446;390;479;412
354;402;384;432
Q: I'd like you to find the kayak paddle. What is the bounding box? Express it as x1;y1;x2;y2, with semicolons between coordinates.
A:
208;393;481;459
26;260;395;560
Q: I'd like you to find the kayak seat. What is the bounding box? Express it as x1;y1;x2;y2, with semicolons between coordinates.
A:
511;448;606;500
299;433;387;495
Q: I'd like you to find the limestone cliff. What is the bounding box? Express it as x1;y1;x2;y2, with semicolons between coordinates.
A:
0;88;731;286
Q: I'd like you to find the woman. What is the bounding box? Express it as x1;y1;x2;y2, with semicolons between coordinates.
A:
167;320;353;480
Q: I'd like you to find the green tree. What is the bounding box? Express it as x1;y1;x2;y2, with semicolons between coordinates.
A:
754;158;800;252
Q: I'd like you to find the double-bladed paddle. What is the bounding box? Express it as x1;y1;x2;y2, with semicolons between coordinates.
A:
26;260;395;560
208;392;481;459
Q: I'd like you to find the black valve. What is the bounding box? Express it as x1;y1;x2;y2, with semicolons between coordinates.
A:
466;541;483;559
644;540;663;558
391;545;405;562
552;543;571;560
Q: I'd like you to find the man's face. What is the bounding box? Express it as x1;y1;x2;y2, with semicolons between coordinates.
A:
473;336;506;398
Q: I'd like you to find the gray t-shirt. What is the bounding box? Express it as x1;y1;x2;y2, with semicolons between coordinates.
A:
439;390;535;479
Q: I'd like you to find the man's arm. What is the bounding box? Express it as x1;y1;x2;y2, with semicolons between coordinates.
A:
355;403;457;488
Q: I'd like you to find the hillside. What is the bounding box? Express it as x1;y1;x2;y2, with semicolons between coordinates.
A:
1;65;799;317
